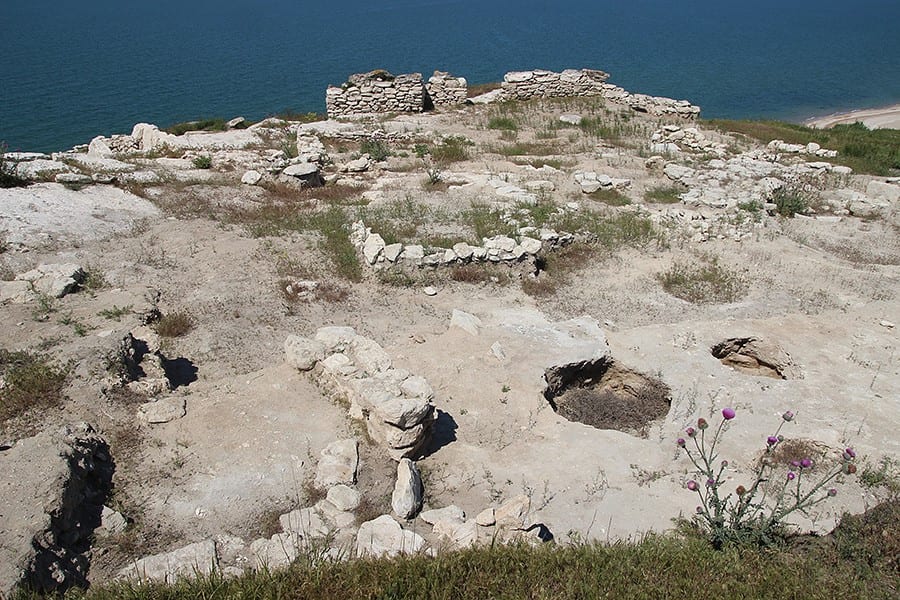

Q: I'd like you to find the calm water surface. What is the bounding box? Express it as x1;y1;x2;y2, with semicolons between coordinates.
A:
2;0;899;151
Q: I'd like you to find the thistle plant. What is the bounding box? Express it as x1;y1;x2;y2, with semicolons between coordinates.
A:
678;408;857;548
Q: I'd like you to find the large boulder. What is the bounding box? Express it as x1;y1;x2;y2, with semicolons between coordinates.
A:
356;515;425;558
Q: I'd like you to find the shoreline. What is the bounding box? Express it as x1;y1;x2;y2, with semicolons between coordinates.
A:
804;103;900;130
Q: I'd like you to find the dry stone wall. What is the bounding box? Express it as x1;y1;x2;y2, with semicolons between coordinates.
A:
424;71;468;107
500;68;610;99
326;72;426;118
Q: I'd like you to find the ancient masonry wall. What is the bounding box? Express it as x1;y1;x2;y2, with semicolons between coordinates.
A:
326;67;700;120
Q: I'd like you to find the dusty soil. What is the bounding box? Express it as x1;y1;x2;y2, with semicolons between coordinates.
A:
1;96;898;584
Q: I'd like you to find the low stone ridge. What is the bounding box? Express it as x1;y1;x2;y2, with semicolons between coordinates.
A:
286;327;438;461
0;424;112;597
350;220;571;270
711;337;802;380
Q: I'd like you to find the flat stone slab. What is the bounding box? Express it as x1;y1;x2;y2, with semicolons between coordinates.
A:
0;183;159;249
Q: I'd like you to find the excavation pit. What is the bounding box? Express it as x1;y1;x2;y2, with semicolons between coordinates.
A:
543;358;671;436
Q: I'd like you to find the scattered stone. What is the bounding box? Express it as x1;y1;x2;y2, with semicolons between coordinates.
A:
495;494;531;528
226;117;246;129
423;286;438;297
711;337;801;380
15;263;85;298
363;233;386;265
880;320;895;329
384;243;403;262
392;459;424;519
138;397;186;424
54;173;93;185
419;505;466;525
356;515;425;558
400;376;434;400
345;156;370;173
475;507;496;527
284;335;326;371
241;170;262;185
96;506;128;537
351;336;392;374
118;540;217;584
315;326;357;353
326;485;361;512
279;507;329;539
450;309;482;336
314;439;359;488
559;114;582;125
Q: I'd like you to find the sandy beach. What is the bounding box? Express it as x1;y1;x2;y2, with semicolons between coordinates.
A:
807;103;900;129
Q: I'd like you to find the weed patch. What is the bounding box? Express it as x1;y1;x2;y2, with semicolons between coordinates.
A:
586;188;630;206
154;312;194;338
659;256;746;304
0;349;68;422
430;136;473;164
0;142;30;188
644;184;686;204
163;119;228;136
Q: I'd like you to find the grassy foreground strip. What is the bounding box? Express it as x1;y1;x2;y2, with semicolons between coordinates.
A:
23;503;899;600
706;119;900;176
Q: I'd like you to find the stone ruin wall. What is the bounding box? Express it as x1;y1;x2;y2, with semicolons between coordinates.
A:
326;72;426;118
326;67;700;120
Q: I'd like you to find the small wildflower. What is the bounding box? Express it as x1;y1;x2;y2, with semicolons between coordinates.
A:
696;506;703;514
843;448;856;460
845;463;857;475
787;472;796;481
686;427;696;438
791;460;801;468
686;480;699;491
782;410;794;422
736;485;747;496
706;478;715;487
827;488;837;497
676;438;686;447
721;460;729;468
801;458;813;469
767;436;778;446
697;418;708;430
722;407;736;420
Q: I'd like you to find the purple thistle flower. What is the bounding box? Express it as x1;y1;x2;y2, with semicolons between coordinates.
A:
696;506;704;514
686;480;698;491
827;488;837;497
791;460;801;468
721;460;729;468
722;407;736;420
801;458;813;469
676;438;686;447
686;427;696;438
697;418;709;430
843;448;856;460
787;472;796;481
706;478;715;487
782;410;794;422
767;436;778;446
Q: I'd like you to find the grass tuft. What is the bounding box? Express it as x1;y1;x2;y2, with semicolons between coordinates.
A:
659;256;746;304
154;312;194;338
0;349;68;422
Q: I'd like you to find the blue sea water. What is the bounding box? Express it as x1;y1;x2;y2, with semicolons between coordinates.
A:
2;0;899;152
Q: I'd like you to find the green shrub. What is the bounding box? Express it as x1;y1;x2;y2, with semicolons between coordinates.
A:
191;155;212;169
430;136;473;164
0;349;68;421
360;138;390;162
587;188;631;206
772;188;808;217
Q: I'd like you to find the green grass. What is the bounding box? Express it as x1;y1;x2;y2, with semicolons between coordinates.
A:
191;156;212;169
493;142;558;157
644;184;685;204
0;349;69;422
707;119;900;176
360;138;391;162
430;136;473;164
462;203;518;241
24;503;899;599
772;187;809;217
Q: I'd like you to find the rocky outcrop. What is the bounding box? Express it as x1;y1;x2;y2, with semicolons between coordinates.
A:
0;424;111;597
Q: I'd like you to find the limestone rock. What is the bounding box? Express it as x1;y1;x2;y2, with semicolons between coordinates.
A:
374;396;433;429
475;507;496;527
284;335;326;371
356;515;425;558
450;309;482;336
326;485;361;512
118;540;217;584
279;508;329;539
315;326;357;353
345;156;370;173
384;243;403;262
15;263;85;298
314;439;359;488
138;397;186;424
249;533;298;569
559;114;582;125
241;170;262;185
0;424;110;596
392;459;424;519
0;280;35;304
96;506;128;537
351;336;392;374
399;375;434;400
495;495;531;528
420;505;466;525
